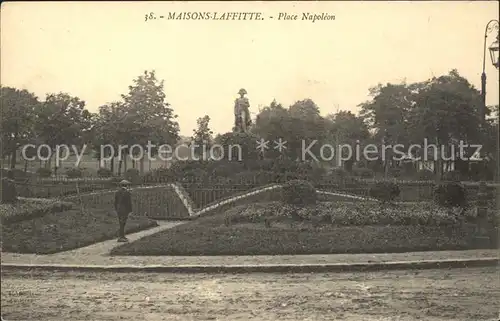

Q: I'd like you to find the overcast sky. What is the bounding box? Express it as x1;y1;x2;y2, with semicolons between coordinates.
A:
2;1;499;136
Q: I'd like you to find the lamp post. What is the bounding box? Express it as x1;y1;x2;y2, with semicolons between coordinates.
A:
480;20;499;117
477;20;499;249
480;20;499;183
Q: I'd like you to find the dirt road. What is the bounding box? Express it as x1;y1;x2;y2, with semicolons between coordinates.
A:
1;268;498;321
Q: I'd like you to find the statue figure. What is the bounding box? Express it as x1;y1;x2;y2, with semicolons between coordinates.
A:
233;88;251;133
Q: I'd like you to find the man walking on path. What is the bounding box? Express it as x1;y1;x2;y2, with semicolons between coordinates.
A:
114;180;132;242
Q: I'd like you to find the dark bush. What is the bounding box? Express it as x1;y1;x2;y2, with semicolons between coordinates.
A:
388;167;402;178
97;167;113;178
329;167;349;180
232;170;280;187
215;131;260;162
281;180;317;206
209;161;246;178
66;167;83;178
110;177;123;185
1;168;31;182
368;181;400;203
124;168;141;185
169;160;205;175
143;166;174;183
352;167;374;178
433;182;467;208
36;167;52;178
417;169;434;181
442;170;461;182
1;177;18;204
245;159;275;172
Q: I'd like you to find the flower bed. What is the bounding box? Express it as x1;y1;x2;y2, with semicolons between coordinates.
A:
223;201;494;226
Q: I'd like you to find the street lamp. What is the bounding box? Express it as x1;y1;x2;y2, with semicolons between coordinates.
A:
480;19;499;120
489;35;499;69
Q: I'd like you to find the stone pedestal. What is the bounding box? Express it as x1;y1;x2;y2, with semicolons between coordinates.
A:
473;182;493;247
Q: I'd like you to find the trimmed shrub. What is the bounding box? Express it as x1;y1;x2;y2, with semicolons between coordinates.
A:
36;167;52;178
417;169;434;181
281;179;317;206
66;167;83;178
124;168;141;184
97;167;113;178
434;182;467;208
368;181;400;203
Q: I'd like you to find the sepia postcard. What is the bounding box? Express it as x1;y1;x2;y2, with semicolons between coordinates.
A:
1;1;499;321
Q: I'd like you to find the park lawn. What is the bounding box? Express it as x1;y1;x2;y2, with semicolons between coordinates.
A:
110;202;496;256
0;198;73;224
1;207;158;254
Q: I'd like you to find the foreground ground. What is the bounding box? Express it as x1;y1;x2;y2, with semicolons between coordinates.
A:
2;267;498;321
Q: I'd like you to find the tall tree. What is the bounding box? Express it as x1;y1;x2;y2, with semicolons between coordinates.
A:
34;93;92;172
192;115;213;159
214;132;260;164
359;82;413;147
0;87;39;169
287;99;328;161
121;70;179;173
253;99;328;162
325;110;370;170
408;70;483;145
408;70;486;177
92;102;129;174
252;100;289;159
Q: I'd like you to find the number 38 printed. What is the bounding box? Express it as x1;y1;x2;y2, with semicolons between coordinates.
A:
145;12;155;21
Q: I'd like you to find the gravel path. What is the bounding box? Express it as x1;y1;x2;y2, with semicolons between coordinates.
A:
2;267;499;321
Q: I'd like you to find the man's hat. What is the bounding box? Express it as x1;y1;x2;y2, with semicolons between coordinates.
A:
119;180;131;185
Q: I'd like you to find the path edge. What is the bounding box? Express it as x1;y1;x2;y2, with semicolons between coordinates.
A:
2;257;498;274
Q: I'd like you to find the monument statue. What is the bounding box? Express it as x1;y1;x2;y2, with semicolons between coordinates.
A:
233;88;251;133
